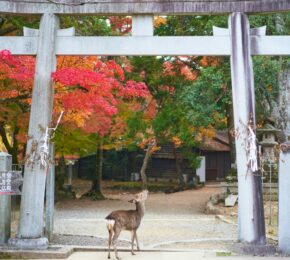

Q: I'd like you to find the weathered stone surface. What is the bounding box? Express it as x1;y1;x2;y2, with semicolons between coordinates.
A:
0;0;289;14
18;13;59;240
229;12;266;245
204;192;227;214
225;194;238;207
0;245;73;259
232;243;277;256
1;34;290;56
204;201;222;215
278;146;290;254
8;237;49;250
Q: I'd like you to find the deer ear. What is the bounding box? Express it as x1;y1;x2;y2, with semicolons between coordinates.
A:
128;199;135;203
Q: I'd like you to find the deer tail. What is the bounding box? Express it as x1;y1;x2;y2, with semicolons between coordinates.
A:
106;219;115;232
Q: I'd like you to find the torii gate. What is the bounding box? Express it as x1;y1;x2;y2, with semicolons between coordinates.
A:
0;0;290;251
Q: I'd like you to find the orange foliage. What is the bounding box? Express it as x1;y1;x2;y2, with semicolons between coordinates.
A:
199;57;221;67
154;16;167;27
194;127;216;142
180;65;198;81
172;136;182;147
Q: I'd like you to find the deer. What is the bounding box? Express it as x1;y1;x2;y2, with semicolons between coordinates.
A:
105;190;149;260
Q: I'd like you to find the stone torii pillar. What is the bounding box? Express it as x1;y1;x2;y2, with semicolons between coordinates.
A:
9;13;59;249
229;12;266;245
279;142;290;254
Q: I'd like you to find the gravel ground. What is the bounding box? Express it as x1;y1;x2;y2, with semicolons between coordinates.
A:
53;185;237;250
214;200;278;239
52;234;131;247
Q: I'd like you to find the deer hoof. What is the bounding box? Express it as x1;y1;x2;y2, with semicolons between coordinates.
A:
131;252;136;255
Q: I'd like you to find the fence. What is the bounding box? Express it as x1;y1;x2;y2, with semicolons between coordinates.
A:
261;160;278;227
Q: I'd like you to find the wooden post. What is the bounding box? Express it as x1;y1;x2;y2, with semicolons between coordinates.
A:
0;152;12;245
279;142;290;254
45;143;55;241
229;12;266;244
12;13;59;249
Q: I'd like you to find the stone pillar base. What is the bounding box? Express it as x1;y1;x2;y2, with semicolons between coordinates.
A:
232;242;276;256
8;237;48;250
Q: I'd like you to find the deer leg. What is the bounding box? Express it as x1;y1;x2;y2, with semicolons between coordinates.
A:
112;228;122;260
134;230;140;251
108;229;113;259
131;231;136;255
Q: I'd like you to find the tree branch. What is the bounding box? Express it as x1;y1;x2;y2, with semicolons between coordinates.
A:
0;94;31;103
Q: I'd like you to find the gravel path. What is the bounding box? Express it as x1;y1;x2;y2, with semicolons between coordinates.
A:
53;186;237;250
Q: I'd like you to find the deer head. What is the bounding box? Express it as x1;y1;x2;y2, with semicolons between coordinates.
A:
128;190;149;203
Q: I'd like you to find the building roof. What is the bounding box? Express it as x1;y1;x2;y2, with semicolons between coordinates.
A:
152;131;230;159
0;1;288;15
199;131;230;152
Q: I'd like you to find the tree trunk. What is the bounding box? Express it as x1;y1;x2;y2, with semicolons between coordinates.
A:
173;146;185;188
11;126;19;164
90;139;104;199
140;144;153;189
55;155;66;193
227;102;236;166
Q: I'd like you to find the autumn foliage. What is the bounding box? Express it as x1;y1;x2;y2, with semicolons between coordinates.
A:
53;56;149;136
0;50;34;96
0;51;151;160
0;50;35;159
0;47;215;164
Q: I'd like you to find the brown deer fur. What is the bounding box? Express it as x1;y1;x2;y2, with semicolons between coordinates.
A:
105;190;148;260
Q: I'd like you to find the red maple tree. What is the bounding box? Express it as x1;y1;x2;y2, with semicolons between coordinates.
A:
52;56;149;137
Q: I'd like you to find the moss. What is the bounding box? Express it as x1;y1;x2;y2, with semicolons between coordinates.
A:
216;252;232;256
0;253;12;259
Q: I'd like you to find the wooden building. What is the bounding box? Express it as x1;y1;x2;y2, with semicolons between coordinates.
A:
148;131;231;182
77;131;231;182
199;131;231;181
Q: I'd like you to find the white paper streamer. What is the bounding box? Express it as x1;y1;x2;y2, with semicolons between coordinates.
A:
246;125;258;172
39;127;49;168
39;111;64;168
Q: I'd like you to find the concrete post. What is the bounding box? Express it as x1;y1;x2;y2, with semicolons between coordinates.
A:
229;12;266;244
0;152;12;245
9;13;59;249
279;142;290;254
45;143;55;241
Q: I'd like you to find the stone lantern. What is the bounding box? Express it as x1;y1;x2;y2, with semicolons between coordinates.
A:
258;124;280;162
